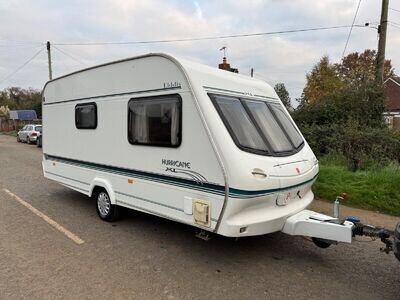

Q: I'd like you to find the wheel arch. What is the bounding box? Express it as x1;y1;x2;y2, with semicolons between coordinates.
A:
89;178;116;204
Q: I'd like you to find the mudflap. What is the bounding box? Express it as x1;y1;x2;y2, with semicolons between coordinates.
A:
281;209;354;243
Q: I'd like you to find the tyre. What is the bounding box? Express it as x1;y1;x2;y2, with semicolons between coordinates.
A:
17;135;20;143
26;136;30;144
312;237;332;248
95;188;120;222
394;223;400;262
37;136;42;148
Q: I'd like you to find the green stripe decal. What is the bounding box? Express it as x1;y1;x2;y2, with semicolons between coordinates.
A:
45;154;318;198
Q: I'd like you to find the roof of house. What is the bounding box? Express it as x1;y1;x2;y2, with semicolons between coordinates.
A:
9;110;37;120
384;76;400;86
384;76;400;112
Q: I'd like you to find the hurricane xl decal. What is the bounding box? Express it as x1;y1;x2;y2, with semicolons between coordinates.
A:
161;159;208;184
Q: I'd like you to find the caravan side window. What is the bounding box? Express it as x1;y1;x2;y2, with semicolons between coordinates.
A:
75;103;97;129
128;94;182;147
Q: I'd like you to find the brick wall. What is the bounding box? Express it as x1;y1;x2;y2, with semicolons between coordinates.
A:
385;78;400;112
0;118;41;132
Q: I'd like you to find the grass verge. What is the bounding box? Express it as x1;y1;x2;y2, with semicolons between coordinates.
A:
0;131;16;136
313;155;400;216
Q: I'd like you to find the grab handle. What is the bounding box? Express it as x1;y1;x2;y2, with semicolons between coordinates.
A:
251;169;267;178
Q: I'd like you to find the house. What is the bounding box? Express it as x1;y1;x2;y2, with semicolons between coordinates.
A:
384;76;400;129
0;109;39;132
218;56;239;73
9;110;37;120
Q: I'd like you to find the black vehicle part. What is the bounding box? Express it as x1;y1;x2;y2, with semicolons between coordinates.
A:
394;223;400;262
312;237;337;248
352;220;399;261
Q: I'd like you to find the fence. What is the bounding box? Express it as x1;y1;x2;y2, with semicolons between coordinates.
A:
0;117;41;132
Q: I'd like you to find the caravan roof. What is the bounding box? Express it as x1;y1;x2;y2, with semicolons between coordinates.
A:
42;53;279;105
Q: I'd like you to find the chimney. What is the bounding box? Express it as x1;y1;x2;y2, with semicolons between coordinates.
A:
218;55;238;73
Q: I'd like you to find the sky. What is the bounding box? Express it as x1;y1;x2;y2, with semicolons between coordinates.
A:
0;0;399;106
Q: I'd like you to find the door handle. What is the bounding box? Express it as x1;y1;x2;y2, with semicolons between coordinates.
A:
251;169;267;177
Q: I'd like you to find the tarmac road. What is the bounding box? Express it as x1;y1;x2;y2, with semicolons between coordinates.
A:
0;134;399;299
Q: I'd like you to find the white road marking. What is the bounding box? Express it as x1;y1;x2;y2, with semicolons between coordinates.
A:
2;188;84;245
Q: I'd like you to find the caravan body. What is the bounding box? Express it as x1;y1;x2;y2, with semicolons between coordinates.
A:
42;53;327;238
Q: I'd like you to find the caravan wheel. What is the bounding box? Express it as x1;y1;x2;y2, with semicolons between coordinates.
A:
95;188;120;222
312;237;332;248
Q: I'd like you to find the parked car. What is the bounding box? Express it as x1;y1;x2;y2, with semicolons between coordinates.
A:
36;131;42;148
17;124;42;144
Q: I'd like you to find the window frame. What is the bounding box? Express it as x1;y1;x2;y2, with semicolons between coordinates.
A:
127;94;182;148
267;102;304;149
209;94;270;156
75;102;98;130
209;93;304;157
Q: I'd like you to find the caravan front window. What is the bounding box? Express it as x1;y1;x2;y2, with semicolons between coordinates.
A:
128;94;182;147
210;94;304;156
243;100;293;152
210;95;268;153
269;103;303;148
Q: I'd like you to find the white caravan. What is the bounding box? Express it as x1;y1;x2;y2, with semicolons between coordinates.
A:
42;53;354;245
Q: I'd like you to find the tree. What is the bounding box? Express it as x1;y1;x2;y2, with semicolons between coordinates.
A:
0;87;41;111
274;83;291;109
0;105;10;118
302;56;343;105
33;101;42;118
301;50;395;106
336;49;394;86
293;50;398;170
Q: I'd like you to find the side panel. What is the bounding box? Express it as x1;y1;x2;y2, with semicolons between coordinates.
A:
42;57;225;231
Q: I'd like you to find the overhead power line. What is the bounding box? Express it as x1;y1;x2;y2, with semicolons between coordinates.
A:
389;23;400;29
53;24;369;46
389;7;400;13
0;47;44;84
342;0;362;58
52;45;86;66
0;38;43;45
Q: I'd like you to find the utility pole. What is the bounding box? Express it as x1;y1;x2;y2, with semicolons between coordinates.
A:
376;0;389;84
46;41;53;80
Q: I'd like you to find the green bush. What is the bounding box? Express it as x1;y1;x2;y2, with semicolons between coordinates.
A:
340;123;400;170
298;121;400;170
293;82;400;170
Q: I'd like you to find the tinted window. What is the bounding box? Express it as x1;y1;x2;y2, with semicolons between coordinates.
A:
211;95;268;152
128;95;181;147
269;104;303;148
35;126;42;132
209;94;304;156
244;100;293;152
75;103;97;129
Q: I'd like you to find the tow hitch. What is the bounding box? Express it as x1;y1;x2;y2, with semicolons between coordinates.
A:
282;192;400;262
350;218;400;261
